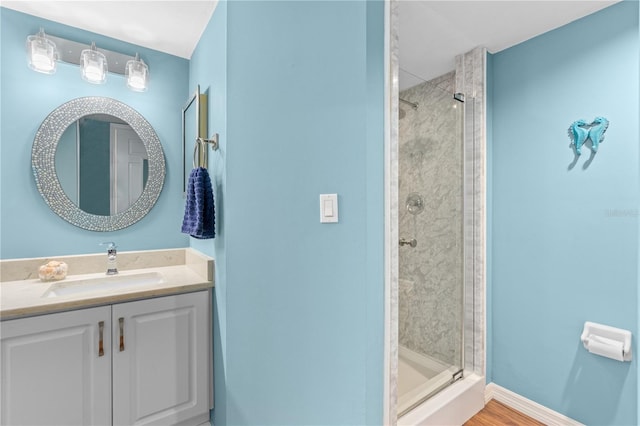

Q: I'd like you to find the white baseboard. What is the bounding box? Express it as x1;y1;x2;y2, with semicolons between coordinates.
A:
485;383;584;426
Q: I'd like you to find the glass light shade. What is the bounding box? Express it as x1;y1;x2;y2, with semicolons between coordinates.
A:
80;43;107;84
125;54;149;92
27;29;58;74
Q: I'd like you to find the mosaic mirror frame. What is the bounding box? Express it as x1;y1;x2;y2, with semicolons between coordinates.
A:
32;96;166;231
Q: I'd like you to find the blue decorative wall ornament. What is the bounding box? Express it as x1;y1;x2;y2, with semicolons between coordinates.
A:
588;117;609;152
568;117;609;155
569;119;590;155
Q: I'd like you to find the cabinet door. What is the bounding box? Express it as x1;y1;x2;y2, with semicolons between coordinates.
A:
112;291;209;426
1;306;112;426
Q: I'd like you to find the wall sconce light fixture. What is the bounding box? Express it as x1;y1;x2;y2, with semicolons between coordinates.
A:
27;28;58;74
26;28;149;91
126;54;149;92
80;42;107;84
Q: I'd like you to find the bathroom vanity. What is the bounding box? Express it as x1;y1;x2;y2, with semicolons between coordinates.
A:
0;248;214;426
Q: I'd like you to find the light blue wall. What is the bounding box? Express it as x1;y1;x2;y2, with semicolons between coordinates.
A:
189;1;385;424
187;1;228;424
0;8;190;259
489;2;639;424
364;2;385;424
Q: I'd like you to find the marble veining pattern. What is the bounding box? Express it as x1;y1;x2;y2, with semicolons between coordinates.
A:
398;72;464;367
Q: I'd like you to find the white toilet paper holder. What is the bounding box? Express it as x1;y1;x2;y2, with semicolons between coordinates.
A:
581;321;632;362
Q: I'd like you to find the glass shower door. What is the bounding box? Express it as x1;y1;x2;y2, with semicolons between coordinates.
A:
397;77;465;415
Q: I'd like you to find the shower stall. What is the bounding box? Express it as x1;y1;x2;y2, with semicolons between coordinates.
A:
386;0;487;418
397;72;465;415
396;66;480;417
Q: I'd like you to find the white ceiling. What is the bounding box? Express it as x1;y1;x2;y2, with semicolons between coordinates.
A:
399;0;620;90
1;1;218;59
1;0;621;86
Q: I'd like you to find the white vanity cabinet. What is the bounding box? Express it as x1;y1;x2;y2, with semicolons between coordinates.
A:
112;291;211;426
0;305;112;425
1;290;212;426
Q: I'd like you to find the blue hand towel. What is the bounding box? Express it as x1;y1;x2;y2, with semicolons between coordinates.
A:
181;167;215;239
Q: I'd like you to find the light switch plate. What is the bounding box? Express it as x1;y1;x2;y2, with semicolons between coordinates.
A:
319;194;338;223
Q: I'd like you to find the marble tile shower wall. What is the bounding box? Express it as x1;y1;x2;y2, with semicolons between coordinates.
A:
398;71;463;366
456;47;486;375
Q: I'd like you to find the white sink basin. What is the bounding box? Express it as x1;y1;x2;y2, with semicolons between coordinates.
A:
42;272;164;298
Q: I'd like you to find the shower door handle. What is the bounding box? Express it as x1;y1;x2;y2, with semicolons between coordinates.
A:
399;238;417;248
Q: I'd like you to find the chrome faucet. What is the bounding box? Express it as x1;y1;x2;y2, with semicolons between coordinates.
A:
100;242;118;275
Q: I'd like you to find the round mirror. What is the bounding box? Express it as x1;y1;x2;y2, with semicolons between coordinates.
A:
55;114;149;216
32;97;165;231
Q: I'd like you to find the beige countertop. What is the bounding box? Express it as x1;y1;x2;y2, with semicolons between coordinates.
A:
0;248;214;320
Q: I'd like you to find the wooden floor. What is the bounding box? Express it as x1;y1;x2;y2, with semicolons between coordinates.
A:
464;400;545;426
